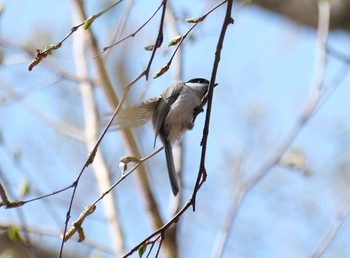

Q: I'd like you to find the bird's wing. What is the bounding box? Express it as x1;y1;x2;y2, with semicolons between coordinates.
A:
152;84;183;146
112;97;160;129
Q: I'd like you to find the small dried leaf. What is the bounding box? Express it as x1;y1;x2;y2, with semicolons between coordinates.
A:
62;225;76;242
77;225;85;242
280;149;308;172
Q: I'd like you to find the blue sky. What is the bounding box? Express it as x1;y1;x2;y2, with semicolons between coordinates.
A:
1;1;350;258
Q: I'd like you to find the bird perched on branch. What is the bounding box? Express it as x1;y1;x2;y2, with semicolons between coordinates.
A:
114;78;216;196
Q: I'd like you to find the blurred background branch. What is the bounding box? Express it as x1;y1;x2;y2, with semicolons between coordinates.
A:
248;0;350;31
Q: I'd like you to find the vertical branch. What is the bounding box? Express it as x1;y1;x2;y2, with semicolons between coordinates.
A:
145;0;167;79
192;0;233;206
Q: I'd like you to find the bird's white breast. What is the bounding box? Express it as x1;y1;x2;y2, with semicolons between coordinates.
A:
164;86;202;143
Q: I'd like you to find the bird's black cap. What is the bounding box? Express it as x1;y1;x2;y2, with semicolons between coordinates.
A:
186;78;209;84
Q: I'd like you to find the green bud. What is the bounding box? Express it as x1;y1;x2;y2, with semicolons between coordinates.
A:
153;64;169;79
144;45;155;51
168;35;183;47
7;225;22;242
138;243;147;257
186;17;203;23
83;15;96;30
120;156;140;164
19;180;30;198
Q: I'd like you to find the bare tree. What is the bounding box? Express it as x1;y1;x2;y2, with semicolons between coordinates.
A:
1;0;350;258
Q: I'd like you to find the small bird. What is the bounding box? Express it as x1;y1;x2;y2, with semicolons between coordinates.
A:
114;78;212;196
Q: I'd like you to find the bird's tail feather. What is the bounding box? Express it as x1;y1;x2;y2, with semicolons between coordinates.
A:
164;141;179;196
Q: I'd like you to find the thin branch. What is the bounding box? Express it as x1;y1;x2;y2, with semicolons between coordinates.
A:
192;0;233;209
103;0;134;60
0;222;116;255
154;234;164;258
153;0;227;79
0;76;61;106
96;1;163;57
27;22;84;71
97;147;164;205
123;197;193;257
327;45;350;63
28;0;123;71
310;198;350;258
0;38;95;84
16;185;74;207
144;0;167;80
145;234;161;258
166;0;227;69
61;147;163;242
